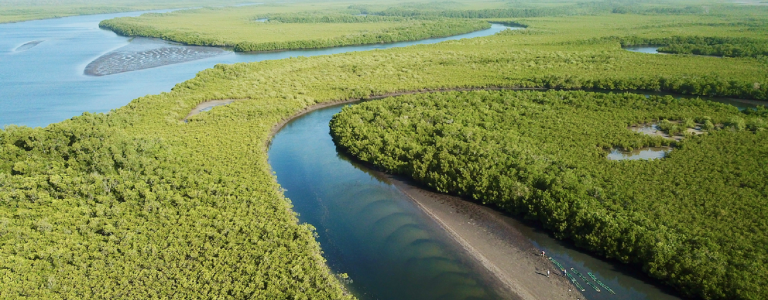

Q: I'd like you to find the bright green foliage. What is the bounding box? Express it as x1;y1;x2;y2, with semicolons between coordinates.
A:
0;113;352;298
98;5;490;52
232;19;489;52
330;90;768;300
266;13;411;23
618;36;768;58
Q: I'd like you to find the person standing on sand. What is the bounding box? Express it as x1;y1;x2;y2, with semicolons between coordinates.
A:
547;270;550;277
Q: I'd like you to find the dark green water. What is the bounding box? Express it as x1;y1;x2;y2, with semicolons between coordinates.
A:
268;105;507;300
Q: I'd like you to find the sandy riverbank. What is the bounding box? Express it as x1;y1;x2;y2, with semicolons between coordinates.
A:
387;174;585;300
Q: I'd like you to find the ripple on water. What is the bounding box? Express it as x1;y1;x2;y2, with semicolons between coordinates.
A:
269;106;508;300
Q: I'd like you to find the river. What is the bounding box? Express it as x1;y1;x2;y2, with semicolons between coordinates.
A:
268;101;684;300
0;11;511;128
3;10;689;300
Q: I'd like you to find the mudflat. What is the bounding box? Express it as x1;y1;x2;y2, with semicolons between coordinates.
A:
85;44;225;76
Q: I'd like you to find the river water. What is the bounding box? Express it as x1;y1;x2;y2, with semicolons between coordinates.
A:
269;106;509;300
0;12;511;128
268;103;683;300
2;10;690;300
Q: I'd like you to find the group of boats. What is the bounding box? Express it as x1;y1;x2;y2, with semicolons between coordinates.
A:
549;257;616;295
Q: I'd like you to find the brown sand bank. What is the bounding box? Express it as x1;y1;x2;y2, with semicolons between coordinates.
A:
388;174;585;300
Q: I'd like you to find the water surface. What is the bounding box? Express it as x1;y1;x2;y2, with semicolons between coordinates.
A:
623;46;660;54
269;105;507;300
607;147;671;161
0;12;513;128
504;215;681;300
267;102;683;300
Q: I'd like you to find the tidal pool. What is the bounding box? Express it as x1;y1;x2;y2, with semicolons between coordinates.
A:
184;99;236;121
607;147;672;161
623;46;660;54
631;124;662;135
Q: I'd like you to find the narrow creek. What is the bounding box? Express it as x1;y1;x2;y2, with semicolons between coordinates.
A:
269;105;510;300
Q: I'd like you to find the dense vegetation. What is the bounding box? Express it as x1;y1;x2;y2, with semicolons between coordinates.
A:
98;5;491;52
0;115;352;298
232;19;489;52
615;36;768;58
266;13;410;23
4;0;768;299
330;90;768;300
363;1;720;18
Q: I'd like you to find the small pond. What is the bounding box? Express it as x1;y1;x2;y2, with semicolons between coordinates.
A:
623;46;660;54
607;147;672;161
631;124;662;136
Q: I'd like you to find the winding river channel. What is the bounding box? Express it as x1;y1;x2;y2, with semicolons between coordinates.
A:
1;8;739;300
0;11;510;128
